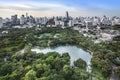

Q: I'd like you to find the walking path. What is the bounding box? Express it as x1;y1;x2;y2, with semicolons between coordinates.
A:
110;63;119;80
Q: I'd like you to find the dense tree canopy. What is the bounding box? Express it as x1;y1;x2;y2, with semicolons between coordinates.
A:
0;27;119;80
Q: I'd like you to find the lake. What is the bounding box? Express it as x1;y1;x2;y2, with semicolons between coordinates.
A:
31;45;92;72
18;45;92;72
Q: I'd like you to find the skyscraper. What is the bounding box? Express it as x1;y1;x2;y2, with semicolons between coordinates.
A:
66;11;69;20
20;15;26;25
64;11;69;26
26;12;28;17
11;14;20;26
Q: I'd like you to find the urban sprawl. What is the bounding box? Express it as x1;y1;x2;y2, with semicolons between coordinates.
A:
0;11;120;43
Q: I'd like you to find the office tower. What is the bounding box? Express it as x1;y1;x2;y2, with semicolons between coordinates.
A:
20;15;26;25
86;21;93;30
11;14;20;26
66;11;69;20
26;12;28;17
64;11;69;26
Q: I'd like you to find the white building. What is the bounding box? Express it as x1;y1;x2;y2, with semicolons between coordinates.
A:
101;16;111;25
55;20;64;27
73;19;78;24
68;20;74;27
73;18;84;26
35;18;41;24
112;18;120;26
99;33;113;42
93;17;100;26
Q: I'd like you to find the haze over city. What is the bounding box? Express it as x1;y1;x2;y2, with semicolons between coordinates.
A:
0;0;120;18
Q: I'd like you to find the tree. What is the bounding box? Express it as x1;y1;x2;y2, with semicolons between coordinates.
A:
34;64;45;78
114;66;120;79
63;65;73;79
0;63;13;76
36;77;48;80
62;53;70;65
45;56;54;64
24;69;36;80
25;45;31;53
74;58;87;70
101;60;112;77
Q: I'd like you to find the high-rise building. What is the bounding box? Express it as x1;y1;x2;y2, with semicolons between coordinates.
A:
20;15;26;25
26;12;28;17
85;21;93;30
68;20;74;27
11;15;17;22
66;11;69;20
29;15;35;23
64;11;70;26
113;17;120;25
43;17;48;25
101;15;111;26
11;14;20;26
0;17;3;28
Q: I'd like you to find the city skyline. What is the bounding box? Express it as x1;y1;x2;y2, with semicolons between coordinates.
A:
0;0;120;18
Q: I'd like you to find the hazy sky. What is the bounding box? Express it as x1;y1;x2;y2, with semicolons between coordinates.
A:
0;0;120;18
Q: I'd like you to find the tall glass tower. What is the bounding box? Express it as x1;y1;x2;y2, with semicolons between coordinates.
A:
66;11;69;20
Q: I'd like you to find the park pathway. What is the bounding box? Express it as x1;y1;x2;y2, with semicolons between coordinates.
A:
110;63;119;80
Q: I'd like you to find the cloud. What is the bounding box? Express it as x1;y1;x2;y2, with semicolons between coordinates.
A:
0;2;81;18
0;2;77;12
0;1;120;18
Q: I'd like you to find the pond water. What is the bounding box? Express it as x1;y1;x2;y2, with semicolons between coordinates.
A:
31;45;92;72
18;45;92;72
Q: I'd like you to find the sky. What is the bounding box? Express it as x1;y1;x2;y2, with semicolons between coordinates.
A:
0;0;120;18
